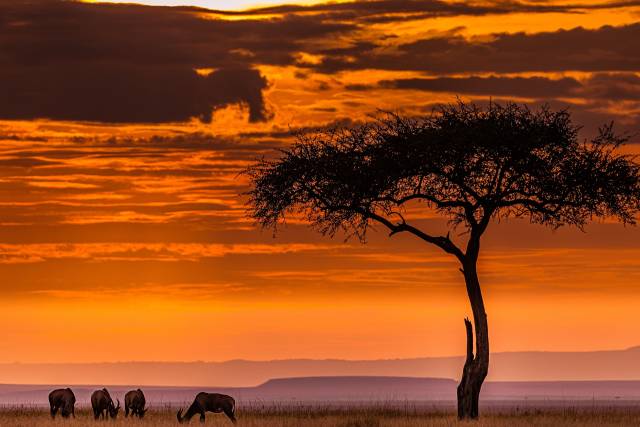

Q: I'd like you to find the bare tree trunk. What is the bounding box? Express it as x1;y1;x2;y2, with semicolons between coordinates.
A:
457;263;489;419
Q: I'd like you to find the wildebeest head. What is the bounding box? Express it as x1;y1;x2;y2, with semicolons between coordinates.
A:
108;399;121;418
138;407;148;418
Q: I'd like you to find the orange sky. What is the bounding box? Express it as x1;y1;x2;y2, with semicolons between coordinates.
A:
0;0;639;366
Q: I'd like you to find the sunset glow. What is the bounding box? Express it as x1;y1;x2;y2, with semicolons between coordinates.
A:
1;0;639;377
81;0;346;11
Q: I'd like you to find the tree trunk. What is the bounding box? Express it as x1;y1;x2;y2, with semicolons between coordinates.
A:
457;264;489;419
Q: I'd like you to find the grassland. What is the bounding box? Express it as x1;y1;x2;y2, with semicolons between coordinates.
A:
0;405;639;427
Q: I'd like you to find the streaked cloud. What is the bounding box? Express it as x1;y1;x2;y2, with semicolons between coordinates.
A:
0;242;332;263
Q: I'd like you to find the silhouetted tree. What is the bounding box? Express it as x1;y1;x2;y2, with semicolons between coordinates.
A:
245;102;640;419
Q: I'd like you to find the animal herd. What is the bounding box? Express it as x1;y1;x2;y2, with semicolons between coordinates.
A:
48;388;236;423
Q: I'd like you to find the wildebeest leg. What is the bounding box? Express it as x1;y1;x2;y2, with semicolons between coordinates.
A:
125;405;130;417
223;408;237;424
50;405;58;419
93;408;100;420
199;410;205;423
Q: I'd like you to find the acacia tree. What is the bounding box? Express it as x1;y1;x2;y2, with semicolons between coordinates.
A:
245;102;640;419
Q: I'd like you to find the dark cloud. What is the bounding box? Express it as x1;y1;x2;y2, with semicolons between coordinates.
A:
0;157;59;168
347;76;582;98
313;24;640;74
0;1;351;68
0;64;271;123
0;0;352;123
235;0;640;24
580;73;640;101
1;0;639;123
347;73;640;105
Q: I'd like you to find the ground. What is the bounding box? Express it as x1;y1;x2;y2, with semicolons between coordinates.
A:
0;406;639;427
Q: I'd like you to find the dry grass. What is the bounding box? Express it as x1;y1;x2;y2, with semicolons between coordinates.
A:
0;405;638;426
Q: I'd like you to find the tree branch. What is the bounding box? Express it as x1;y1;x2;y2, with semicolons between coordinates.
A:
299;184;467;262
373;194;471;210
360;209;466;262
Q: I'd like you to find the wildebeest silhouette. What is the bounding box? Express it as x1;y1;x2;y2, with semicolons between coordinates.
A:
125;388;147;418
176;392;236;424
91;388;120;420
48;388;75;418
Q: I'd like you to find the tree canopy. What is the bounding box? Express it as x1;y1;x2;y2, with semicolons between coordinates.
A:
247;102;640;262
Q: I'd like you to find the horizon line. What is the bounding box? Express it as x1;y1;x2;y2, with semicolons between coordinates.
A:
2;345;639;365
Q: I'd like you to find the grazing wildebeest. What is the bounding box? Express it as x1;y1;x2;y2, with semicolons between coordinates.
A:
48;388;76;418
176;392;236;424
125;388;147;418
91;388;120;420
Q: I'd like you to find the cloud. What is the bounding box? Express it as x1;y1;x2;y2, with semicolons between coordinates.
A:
0;65;271;123
347;76;583;98
0;242;331;263
312;24;640;74
346;73;640;102
579;72;640;101
0;131;298;234
0;0;352;123
0;1;351;68
2;0;640;125
234;0;640;24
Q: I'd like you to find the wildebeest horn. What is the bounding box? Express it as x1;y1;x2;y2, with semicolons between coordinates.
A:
176;408;184;423
116;398;120;410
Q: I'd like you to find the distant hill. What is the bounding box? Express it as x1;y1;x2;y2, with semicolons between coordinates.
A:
253;376;456;400
1;347;640;387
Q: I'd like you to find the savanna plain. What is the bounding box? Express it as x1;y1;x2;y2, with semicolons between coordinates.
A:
1;406;639;427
